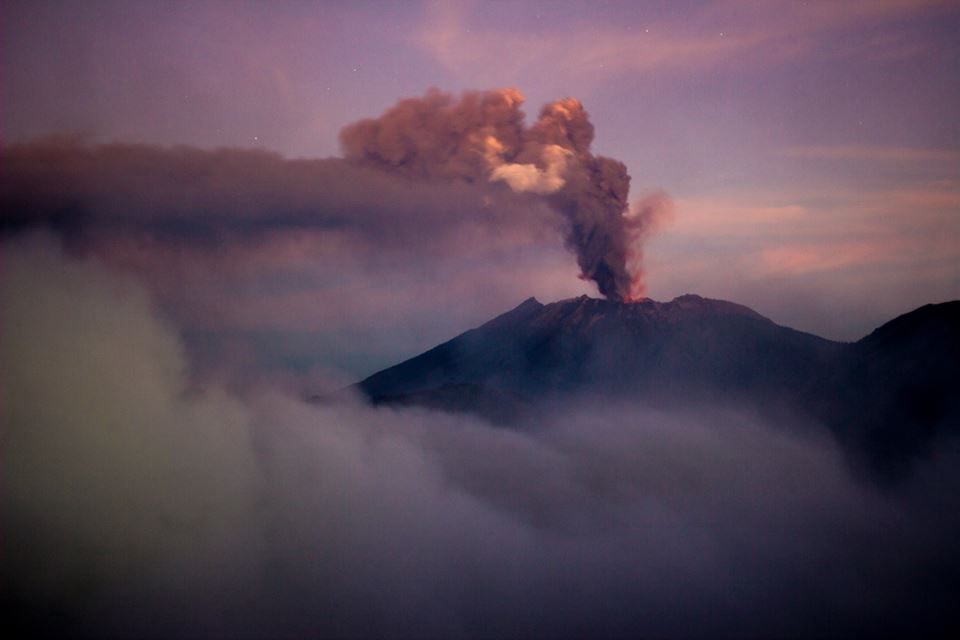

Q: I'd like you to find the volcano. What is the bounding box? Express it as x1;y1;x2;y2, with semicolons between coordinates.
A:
360;294;836;404
358;294;960;479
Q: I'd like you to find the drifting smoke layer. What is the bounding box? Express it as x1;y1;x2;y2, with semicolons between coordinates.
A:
341;88;669;300
0;138;567;371
3;239;960;639
0;137;551;249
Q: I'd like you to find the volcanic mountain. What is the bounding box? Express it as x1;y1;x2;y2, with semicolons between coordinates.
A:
357;295;960;479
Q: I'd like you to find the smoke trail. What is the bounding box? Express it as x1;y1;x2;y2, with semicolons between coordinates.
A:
340;88;670;300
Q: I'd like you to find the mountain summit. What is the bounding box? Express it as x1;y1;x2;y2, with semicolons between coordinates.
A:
359;293;835;403
357;295;960;480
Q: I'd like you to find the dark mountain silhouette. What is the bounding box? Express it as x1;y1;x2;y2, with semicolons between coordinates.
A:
357;295;960;480
822;301;960;479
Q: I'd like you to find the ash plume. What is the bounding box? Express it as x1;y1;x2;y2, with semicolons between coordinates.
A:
340;88;670;301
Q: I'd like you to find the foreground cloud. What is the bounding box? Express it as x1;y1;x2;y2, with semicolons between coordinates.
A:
3;239;958;638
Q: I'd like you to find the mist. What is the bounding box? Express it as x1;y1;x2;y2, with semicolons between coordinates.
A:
3;238;959;638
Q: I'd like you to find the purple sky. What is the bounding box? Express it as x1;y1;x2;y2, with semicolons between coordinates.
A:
3;0;958;377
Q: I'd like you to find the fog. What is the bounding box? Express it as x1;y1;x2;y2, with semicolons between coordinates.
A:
2;238;958;638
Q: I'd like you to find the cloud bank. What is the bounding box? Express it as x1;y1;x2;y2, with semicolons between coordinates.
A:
3;239;958;638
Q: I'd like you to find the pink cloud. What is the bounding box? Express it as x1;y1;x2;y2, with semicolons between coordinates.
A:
645;173;959;339
758;242;888;275
416;0;955;86
780;145;960;164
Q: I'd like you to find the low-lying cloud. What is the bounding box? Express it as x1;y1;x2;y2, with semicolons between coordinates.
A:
3;239;959;638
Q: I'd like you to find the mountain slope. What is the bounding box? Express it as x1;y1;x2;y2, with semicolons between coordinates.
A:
823;301;960;479
357;295;960;479
359;293;839;408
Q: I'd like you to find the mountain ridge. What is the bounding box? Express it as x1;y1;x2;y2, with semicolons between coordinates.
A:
359;293;836;398
355;295;959;480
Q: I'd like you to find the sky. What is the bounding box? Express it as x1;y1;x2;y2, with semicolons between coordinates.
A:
2;0;959;379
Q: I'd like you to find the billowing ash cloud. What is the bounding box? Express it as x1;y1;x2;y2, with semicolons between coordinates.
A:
340;88;670;300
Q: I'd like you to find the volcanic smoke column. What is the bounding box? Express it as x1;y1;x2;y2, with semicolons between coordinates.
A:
340;88;668;301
